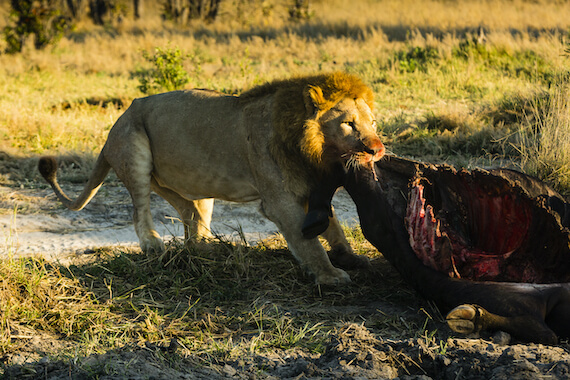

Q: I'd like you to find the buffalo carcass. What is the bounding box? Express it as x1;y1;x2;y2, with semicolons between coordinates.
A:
303;156;570;344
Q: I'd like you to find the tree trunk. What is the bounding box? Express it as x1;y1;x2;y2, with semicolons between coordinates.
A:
205;0;220;21
133;0;142;19
89;0;111;25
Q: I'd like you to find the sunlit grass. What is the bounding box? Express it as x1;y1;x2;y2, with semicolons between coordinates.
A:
516;81;570;194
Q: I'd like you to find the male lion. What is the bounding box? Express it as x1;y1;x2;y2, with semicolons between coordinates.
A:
38;72;385;285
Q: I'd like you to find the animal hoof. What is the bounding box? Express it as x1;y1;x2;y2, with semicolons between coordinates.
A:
315;268;351;285
446;304;480;334
302;210;330;239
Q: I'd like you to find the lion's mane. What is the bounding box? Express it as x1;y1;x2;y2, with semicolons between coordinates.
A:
239;72;374;196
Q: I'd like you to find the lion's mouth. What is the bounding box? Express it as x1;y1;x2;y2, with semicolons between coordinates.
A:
364;149;385;163
343;149;383;181
345;141;385;166
405;168;570;283
364;140;386;162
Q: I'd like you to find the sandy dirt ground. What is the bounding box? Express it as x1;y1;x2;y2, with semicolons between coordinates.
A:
1;184;360;262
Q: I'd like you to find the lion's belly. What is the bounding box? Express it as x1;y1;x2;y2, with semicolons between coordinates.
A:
153;170;261;203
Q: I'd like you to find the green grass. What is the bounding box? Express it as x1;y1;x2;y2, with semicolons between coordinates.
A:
3;33;570;187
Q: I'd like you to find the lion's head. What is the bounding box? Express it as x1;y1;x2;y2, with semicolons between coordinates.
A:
240;72;384;195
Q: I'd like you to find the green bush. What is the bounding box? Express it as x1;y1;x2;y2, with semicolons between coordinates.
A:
132;46;191;95
3;0;71;54
392;46;439;73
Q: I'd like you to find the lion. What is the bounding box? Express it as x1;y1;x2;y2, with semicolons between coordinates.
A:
38;72;385;285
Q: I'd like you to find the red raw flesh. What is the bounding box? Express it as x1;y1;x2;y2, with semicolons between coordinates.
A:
406;185;456;277
406;183;540;282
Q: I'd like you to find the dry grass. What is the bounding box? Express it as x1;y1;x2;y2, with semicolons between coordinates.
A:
515;81;570;193
0;235;426;364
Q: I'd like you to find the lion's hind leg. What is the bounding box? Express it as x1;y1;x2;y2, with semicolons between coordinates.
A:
151;178;214;243
189;199;214;240
105;132;165;254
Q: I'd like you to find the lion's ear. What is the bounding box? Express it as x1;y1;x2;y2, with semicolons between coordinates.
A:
304;85;326;115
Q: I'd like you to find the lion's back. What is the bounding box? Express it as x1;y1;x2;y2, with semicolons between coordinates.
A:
133;89;238;120
101;88;275;202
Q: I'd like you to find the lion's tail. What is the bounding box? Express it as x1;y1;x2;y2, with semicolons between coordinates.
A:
38;153;111;211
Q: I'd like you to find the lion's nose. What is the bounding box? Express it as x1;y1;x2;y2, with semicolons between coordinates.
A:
368;139;385;161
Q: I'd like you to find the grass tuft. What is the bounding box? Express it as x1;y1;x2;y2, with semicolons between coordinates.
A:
516;80;570;194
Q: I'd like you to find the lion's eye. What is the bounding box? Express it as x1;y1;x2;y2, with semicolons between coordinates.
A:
344;121;356;129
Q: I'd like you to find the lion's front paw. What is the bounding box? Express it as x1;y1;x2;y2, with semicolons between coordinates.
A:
140;237;166;254
446;304;483;335
315;267;351;285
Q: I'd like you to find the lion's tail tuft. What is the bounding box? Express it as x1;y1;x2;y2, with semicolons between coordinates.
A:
38;153;111;211
38;156;59;183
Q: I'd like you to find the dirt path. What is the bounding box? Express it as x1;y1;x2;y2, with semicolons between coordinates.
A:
1;184;359;262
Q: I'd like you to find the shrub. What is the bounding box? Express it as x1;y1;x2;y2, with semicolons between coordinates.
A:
392;46;439;73
3;0;71;54
132;45;191;95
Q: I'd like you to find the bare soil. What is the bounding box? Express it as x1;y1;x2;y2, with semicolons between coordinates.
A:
2;183;570;379
4;322;570;379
